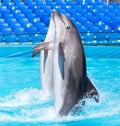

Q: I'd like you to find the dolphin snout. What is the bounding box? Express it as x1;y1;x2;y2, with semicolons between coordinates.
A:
52;9;57;13
52;10;61;17
52;10;63;24
52;9;58;14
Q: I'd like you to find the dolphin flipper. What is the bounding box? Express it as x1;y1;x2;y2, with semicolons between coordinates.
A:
59;43;65;60
86;77;99;102
43;50;48;73
32;49;40;57
32;42;54;57
58;43;65;79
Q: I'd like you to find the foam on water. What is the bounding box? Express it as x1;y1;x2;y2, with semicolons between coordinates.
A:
0;88;53;107
0;86;120;124
0;88;56;122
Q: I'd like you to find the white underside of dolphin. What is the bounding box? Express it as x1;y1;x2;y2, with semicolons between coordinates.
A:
40;14;55;96
32;14;55;96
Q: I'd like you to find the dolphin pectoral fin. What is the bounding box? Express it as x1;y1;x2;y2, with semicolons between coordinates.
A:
58;43;65;80
86;77;99;102
59;42;65;61
43;50;48;73
32;42;54;57
32;49;40;57
33;42;54;50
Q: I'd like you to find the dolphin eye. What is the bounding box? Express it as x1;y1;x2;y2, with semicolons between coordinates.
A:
67;26;70;30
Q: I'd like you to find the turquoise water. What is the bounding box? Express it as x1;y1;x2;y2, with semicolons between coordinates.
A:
0;46;120;126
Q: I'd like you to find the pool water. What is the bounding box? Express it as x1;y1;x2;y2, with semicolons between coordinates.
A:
0;46;120;126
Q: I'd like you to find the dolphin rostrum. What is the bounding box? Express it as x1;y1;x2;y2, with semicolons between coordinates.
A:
32;10;99;116
32;14;55;96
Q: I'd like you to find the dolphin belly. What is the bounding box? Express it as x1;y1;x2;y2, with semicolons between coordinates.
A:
53;47;65;115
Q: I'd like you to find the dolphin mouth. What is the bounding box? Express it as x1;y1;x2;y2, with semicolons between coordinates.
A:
52;10;65;25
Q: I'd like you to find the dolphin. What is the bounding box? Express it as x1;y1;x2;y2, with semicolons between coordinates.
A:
52;10;99;116
32;14;55;96
32;10;99;116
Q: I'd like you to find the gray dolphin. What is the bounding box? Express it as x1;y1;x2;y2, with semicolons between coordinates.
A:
32;14;55;96
32;10;99;116
52;10;99;116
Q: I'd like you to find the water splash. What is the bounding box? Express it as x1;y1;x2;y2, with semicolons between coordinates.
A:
0;87;120;124
0;88;52;107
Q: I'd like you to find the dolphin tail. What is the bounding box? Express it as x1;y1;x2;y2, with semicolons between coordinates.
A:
32;42;54;57
85;77;99;102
